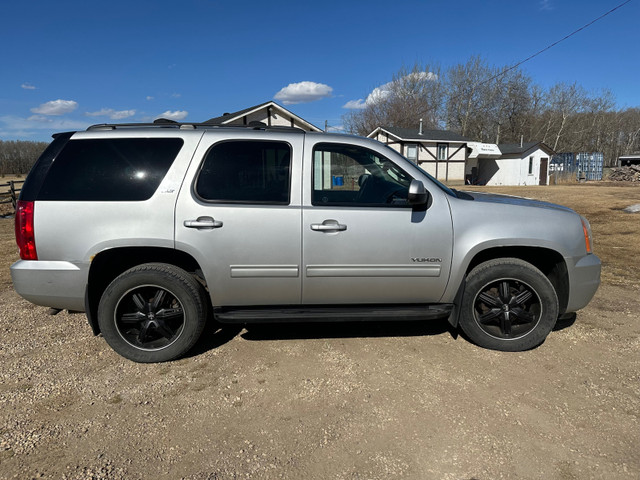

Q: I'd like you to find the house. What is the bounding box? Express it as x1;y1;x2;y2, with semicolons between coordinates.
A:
367;125;474;183
205;101;322;132
473;142;554;186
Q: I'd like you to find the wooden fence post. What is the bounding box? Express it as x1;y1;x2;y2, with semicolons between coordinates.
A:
9;181;16;209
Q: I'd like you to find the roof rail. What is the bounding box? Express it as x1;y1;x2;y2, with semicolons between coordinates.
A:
86;121;306;133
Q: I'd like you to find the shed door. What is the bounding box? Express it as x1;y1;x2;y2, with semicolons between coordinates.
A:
539;158;548;185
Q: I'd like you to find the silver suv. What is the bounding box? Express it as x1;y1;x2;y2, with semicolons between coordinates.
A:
11;122;601;362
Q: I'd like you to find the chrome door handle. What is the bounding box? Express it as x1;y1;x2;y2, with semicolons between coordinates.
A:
310;220;347;232
183;216;223;229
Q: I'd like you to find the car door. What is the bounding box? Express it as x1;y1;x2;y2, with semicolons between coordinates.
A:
302;138;453;304
175;130;303;306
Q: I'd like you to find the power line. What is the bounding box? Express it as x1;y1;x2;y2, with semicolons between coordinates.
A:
489;0;633;83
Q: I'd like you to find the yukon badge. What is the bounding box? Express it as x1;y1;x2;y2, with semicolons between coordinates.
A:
411;257;442;263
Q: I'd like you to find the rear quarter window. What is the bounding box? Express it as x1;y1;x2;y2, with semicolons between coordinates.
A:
37;138;183;201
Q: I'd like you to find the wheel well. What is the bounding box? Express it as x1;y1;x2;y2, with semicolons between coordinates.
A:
466;247;569;314
86;247;205;335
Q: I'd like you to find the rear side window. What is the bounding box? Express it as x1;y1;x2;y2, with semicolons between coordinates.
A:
37;138;183;201
195;140;291;204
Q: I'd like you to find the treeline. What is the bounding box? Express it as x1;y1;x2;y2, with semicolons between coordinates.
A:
0;140;48;176
343;57;640;166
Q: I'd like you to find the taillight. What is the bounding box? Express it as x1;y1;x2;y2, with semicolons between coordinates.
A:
15;200;37;260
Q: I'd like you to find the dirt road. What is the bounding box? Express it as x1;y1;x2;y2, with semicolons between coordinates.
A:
1;184;638;479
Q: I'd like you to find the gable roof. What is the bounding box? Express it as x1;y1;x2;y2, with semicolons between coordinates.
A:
204;101;322;132
498;141;555;157
369;126;472;143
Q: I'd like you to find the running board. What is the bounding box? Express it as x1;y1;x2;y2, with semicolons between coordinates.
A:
214;304;453;323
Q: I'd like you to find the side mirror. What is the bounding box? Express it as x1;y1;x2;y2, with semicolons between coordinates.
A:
408;179;429;206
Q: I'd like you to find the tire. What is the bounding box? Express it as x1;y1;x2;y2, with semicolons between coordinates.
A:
97;263;207;363
459;258;558;352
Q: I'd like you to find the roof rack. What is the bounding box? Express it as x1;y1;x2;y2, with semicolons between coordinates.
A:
86;120;306;133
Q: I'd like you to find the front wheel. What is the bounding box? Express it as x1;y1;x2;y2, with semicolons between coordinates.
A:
459;258;559;352
97;263;207;363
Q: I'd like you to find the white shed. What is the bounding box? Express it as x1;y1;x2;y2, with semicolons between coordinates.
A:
474;142;554;186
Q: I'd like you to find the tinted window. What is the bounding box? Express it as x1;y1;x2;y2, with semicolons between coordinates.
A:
196;141;291;204
38;138;183;201
19;132;73;202
312;143;411;207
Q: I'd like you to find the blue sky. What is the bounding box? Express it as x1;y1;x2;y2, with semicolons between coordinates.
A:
1;0;638;141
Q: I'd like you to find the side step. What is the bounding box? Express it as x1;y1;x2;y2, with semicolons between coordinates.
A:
214;304;453;324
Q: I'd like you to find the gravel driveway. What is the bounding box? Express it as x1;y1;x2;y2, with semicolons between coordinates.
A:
1;184;638;480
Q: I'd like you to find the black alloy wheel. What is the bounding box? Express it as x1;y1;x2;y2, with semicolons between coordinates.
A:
115;285;185;351
473;278;541;339
459;258;559;352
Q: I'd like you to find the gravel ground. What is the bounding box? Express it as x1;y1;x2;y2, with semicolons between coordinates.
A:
0;184;638;480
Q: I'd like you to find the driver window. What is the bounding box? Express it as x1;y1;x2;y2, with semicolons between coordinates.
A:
312;143;411;207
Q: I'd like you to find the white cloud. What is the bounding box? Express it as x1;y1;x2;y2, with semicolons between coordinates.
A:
155;110;188;121
27;115;51;122
146;96;154;101
539;0;554;11
0;114;89;140
171;93;181;98
274;81;333;105
343;71;438;110
85;108;136;120
342;99;367;110
31;99;78;116
24;115;87;129
21;83;36;90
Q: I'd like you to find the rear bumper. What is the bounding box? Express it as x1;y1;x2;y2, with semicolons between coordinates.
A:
565;253;601;313
10;260;88;311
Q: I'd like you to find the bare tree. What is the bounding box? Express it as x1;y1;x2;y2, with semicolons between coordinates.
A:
0;140;48;176
343;63;445;136
444;56;492;139
343;55;637;167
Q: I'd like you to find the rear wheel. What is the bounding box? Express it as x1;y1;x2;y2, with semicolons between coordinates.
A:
459;258;558;351
98;263;207;363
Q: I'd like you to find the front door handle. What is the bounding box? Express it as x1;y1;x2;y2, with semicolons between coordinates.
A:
183;216;223;229
310;220;347;232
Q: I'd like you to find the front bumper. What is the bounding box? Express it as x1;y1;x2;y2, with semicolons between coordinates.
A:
565;253;601;313
10;260;88;311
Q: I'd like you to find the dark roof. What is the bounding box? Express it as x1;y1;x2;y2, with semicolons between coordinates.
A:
204;101;273;124
498;142;555;156
376;126;471;142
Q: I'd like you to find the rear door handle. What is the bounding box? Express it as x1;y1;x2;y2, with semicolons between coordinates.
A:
183;216;223;229
310;220;347;232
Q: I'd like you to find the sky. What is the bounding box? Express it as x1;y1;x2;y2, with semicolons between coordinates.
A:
1;0;638;141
